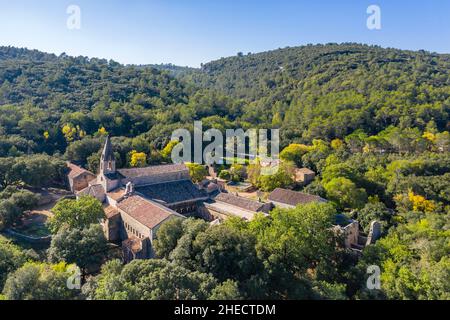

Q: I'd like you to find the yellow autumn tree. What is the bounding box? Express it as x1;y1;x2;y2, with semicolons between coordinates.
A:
77;125;86;138
330;138;344;150
62;124;77;142
362;144;371;153
129;150;147;167
408;191;436;213
422;131;436;143
97;126;108;136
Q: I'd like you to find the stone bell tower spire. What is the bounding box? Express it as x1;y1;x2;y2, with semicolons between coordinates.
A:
100;135;116;175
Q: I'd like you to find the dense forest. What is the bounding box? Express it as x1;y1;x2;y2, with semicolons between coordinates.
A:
1;44;449;154
0;43;449;300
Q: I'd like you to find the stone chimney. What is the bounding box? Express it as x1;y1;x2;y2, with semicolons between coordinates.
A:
125;182;134;196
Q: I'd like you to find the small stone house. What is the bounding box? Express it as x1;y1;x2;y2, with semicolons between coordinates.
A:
294;168;316;185
67;162;96;192
333;214;382;251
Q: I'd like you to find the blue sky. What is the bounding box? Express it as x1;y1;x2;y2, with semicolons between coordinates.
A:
0;0;449;67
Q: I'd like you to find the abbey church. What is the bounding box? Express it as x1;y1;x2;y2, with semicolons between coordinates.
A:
67;136;209;261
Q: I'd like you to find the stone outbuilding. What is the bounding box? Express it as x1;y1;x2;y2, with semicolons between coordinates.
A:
294;168;316;185
333;214;382;252
67;162;96;192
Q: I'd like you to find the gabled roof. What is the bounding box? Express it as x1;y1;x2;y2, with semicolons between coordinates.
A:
67;162;94;179
107;188;126;201
214;192;267;213
295;168;315;175
268;188;326;207
77;183;105;199
117;163;188;179
135;180;208;205
122;237;142;253
117;195;183;229
104;205;120;218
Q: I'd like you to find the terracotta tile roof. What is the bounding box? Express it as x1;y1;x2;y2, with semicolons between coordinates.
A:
117;163;188;179
122;237;142;253
135;180;208;205
295;168;315;175
107;188;126;201
268;188;326;207
77;184;105;198
214;192;267;213
104;205;120;218
117;195;180;229
67;162;94;179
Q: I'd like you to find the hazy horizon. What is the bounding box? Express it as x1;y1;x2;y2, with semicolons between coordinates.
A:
1;0;449;67
3;41;450;68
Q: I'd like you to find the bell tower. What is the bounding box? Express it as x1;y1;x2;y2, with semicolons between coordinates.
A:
100;135;116;175
98;136;120;192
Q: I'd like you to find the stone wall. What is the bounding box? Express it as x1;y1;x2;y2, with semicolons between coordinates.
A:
197;204;215;221
271;200;295;209
366;221;382;245
103;214;121;242
118;210;152;241
201;204;237;221
4;229;51;245
122;237;152;262
99;175;120;193
342;221;360;248
70;172;96;192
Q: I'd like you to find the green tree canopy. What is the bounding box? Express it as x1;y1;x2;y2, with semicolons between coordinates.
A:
280;144;311;167
324;177;368;210
2;262;79;300
83;259;221;300
49;196;105;233
48;224;109;274
185;163;208;183
0;236;28;290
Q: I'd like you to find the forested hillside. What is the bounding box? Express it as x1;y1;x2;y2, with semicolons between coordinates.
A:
0;45;192;154
182;43;450;142
1;43;449;156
